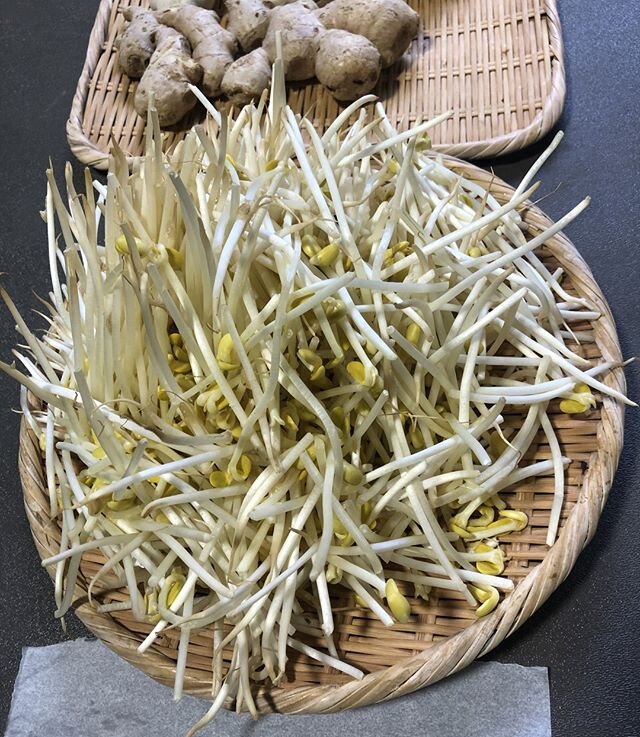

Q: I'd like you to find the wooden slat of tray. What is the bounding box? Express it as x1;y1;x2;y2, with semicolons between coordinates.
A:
67;0;565;169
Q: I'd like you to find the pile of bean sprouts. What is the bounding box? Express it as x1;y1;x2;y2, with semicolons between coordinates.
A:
2;68;631;732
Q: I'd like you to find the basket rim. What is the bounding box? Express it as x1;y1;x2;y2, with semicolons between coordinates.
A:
19;156;625;713
65;0;566;169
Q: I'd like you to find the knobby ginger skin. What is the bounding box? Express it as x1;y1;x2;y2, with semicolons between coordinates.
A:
115;7;160;78
134;26;203;126
315;29;382;101
225;0;271;52
221;47;272;104
262;0;325;81
119;0;421;120
317;0;420;67
158;5;237;97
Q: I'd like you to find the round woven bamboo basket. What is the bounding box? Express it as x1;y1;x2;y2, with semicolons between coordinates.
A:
19;156;625;713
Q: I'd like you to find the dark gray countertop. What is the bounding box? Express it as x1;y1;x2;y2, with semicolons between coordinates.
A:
1;2;638;735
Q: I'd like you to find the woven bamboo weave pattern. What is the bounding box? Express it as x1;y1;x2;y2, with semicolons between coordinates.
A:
67;0;565;168
19;158;624;712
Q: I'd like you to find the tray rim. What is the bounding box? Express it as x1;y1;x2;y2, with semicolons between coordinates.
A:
18;154;625;713
66;0;566;169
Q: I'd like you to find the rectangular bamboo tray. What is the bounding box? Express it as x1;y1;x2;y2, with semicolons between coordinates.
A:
67;0;565;169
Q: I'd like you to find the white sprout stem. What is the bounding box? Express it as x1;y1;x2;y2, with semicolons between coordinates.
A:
80;450;224;505
41;532;139;566
366;401;504;482
230;543;318;615
541;411;565;547
343;574;394;627
287;637;365;680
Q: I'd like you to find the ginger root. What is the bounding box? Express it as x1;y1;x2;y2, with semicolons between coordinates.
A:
262;1;324;81
317;0;420;68
116;0;420;124
228;0;414;102
116;8;160;79
225;0;271;52
134;26;203;126
315;29;381;101
221;47;271;104
158;6;236;97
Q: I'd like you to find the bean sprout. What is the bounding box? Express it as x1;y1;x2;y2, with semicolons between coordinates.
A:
1;69;631;731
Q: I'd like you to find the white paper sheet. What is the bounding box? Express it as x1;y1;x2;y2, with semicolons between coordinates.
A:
5;639;551;737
